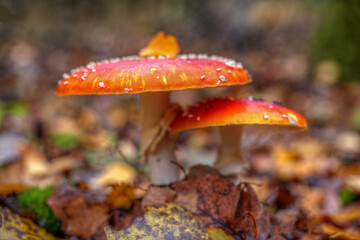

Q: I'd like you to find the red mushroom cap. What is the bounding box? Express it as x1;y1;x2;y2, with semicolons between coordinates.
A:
56;56;250;96
170;97;307;134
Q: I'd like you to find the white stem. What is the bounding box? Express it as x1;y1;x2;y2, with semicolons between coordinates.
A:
215;125;243;168
140;92;179;185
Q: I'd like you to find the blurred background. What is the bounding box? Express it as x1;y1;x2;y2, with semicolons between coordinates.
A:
0;0;359;186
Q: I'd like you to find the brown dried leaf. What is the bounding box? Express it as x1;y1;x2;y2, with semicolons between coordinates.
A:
172;165;240;230
231;183;271;237
141;186;176;208
47;184;109;238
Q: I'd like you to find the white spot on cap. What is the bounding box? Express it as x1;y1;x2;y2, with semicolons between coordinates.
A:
99;82;105;88
219;75;227;82
188;114;193;118
196;116;200;121
225;61;236;68
201;75;206;80
263;115;269;120
269;105;274;109
124;88;133;93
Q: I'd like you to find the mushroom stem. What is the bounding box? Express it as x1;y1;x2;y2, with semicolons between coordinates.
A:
140;92;179;185
215;125;244;168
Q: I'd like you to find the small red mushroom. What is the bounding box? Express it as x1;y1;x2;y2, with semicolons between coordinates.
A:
170;97;307;173
56;32;251;185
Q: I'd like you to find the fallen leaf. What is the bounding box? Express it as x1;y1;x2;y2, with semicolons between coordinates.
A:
319;223;360;240
92;162;137;188
47;184;109;238
172;165;240;231
141;186;176;208
107;184;135;209
174;191;199;213
328;205;360;225
19;144;50;177
0;184;28;197
231;183;271;237
207;227;234;240
310;204;360;227
0;206;55;240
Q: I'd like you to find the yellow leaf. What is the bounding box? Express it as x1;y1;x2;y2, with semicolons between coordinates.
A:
107;184;135;209
207;227;234;240
330;207;360;225
105;203;211;240
93;162;136;188
0;184;28;197
139;31;180;58
0;206;55;240
320;223;360;240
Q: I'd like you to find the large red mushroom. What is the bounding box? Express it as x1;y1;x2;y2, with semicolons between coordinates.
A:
56;32;251;185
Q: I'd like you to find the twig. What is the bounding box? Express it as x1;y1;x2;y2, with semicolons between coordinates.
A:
241;181;263;187
246;211;257;240
170;161;187;177
136;183;148;192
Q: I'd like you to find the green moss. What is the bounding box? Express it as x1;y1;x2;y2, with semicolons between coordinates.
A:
51;133;79;150
352;107;360;131
310;0;360;83
339;189;357;206
18;186;63;236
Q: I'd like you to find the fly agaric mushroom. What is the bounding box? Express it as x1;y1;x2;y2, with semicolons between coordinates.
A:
56;32;251;185
170;97;307;173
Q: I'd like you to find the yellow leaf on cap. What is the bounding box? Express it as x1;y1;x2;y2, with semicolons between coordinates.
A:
139;31;180;58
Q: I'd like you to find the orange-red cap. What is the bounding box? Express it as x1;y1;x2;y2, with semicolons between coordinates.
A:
55;56;250;96
170;98;307;134
56;32;250;96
